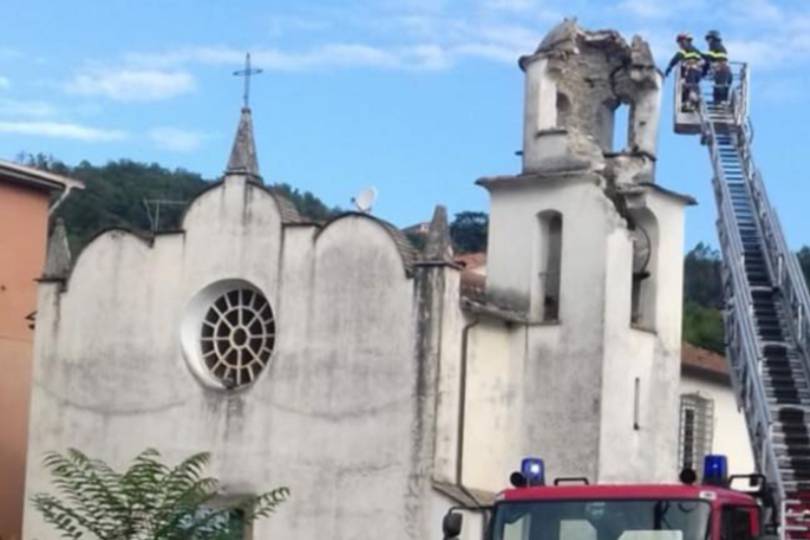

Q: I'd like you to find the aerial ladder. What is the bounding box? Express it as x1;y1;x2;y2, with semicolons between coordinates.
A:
675;63;810;538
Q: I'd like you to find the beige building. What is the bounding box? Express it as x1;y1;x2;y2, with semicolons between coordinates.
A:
0;161;81;540
679;343;754;476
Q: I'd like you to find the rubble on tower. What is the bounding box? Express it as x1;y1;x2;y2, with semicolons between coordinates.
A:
519;19;662;185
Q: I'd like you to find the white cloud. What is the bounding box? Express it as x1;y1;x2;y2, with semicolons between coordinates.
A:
724;39;780;69
148;127;207;152
482;0;537;13
617;0;669;19
453;43;520;63
0;77;9;90
729;0;783;24
125;47;242;69
267;14;332;37
66;69;195;102
128;44;449;71
124;30;535;73
0;98;57;118
0;121;126;141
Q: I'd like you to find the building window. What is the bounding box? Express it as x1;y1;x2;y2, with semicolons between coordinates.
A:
200;288;276;389
629;210;657;329
536;210;563;322
556;92;571;128
678;394;714;476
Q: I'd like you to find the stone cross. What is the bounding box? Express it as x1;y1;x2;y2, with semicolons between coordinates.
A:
233;52;263;109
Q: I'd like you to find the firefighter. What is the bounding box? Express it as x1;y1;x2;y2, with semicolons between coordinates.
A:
704;30;732;103
664;33;704;112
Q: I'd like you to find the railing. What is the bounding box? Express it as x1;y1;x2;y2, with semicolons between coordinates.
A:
698;86;787;507
740;121;810;369
731;62;749;126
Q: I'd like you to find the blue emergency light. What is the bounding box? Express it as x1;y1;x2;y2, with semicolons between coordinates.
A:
521;457;546;486
702;454;728;486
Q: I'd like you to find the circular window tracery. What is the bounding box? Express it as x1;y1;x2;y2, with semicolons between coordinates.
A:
199;288;275;388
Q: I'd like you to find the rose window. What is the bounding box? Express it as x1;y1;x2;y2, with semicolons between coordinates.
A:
200;288;275;388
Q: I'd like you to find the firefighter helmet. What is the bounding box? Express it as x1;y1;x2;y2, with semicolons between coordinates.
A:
676;33;692;43
706;30;721;41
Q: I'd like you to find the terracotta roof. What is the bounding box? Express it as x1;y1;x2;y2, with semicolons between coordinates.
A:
456;252;487;300
681;342;729;379
454;252;487;270
460;271;486;300
0;159;84;193
402;221;430;236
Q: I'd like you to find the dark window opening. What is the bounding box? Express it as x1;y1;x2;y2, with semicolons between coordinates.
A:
537;211;563;322
556;92;571;128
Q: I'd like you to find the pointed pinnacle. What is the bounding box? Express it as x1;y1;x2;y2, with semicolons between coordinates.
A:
423;205;454;262
43;218;72;279
225;107;260;180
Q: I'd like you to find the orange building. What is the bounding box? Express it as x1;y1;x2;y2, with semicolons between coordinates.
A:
0;160;82;540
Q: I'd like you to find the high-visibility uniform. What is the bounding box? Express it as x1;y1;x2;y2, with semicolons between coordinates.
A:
666;44;704;111
705;42;732;102
665;44;704;75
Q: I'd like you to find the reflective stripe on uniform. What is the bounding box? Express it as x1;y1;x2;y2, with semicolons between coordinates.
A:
706;50;728;60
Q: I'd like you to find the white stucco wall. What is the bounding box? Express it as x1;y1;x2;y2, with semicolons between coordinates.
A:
598;189;686;483
24;176;445;540
478;175;688;486
679;373;755;475
463;320;527;491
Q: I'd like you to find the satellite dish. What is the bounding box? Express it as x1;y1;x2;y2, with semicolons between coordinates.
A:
351;186;377;213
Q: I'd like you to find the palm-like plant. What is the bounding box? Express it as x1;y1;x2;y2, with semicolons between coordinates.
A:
31;449;289;540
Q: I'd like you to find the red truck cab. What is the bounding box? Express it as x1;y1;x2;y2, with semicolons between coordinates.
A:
443;456;770;540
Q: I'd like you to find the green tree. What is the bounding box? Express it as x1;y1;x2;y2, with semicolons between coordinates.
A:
32;449;288;540
450;211;488;254
270;182;341;222
49;158;208;252
14;155;342;253
683;242;723;308
682;301;725;353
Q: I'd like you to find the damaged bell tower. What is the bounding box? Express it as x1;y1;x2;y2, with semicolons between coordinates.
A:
474;20;695;483
519;19;660;181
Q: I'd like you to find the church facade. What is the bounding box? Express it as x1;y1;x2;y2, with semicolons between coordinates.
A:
25;22;707;539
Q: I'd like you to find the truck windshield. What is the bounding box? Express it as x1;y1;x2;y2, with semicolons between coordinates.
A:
491;500;711;540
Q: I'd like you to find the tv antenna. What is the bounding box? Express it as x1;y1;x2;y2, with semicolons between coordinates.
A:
143;198;189;232
351;186;377;213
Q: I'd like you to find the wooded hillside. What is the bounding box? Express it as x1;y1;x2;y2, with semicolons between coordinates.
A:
28;154;809;354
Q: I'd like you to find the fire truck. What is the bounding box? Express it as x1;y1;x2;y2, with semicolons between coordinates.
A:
442;456;774;540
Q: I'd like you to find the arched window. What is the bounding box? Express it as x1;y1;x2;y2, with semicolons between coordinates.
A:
629;209;658;329
535;210;563;322
556;92;571;129
613;103;630;152
596;100;631;153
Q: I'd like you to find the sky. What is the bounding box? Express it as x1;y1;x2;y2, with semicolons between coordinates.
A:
1;0;810;251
